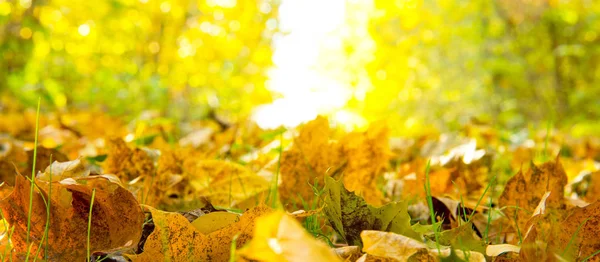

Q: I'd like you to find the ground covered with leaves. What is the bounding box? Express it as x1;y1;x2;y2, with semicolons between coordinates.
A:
1;110;600;261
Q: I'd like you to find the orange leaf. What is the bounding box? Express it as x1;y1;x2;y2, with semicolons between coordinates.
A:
0;174;144;260
498;157;567;235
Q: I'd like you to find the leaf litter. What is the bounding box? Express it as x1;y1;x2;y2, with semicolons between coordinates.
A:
0;113;599;261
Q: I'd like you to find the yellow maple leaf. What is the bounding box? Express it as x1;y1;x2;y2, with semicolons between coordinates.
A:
279;116;344;207
237;211;341;262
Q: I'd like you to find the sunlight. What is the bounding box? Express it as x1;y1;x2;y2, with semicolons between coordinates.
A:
252;0;356;129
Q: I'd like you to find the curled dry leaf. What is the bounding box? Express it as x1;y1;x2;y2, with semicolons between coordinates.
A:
37;158;89;181
237;211;341;262
0;174;144;260
334;246;362;261
361;230;485;262
25;146;69;176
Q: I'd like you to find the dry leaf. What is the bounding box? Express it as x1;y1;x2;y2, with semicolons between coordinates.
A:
498;157;567;235
279;116;344;207
131;205;272;261
38;158;89;181
361;230;485;262
323;176;419;247
237;211;341;262
103;138;155;182
191;211;240;234
340;121;390;206
188;160;270;208
549;200;600;261
0;174;144;260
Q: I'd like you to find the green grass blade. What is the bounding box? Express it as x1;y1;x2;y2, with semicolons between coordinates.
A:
423;159;441;254
26;98;41;245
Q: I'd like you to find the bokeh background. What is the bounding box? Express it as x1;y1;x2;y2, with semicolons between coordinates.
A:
1;0;599;135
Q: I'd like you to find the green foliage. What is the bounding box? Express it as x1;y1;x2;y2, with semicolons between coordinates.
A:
363;0;600;133
1;0;279;120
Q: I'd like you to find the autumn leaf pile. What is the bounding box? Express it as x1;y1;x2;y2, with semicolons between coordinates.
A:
1;111;600;261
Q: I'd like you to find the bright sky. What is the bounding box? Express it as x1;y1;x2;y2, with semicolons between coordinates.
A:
252;0;356;129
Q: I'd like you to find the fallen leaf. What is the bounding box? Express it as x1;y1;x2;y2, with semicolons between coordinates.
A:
0;173;144;260
0;138;28;185
131;205;272;261
498;157;567;236
37;158;89;181
340;121;390;205
188;160;270;208
237;211;341;262
361;230;485;262
279;116;344;207
129;206;207;262
191;211;240;234
486;244;520;257
549;200;600;261
322;176;419;247
103;138;155;182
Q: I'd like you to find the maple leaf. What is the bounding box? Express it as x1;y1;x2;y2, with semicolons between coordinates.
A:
0;173;144;260
340;120;390;206
498;156;567;236
103;138;155;182
237;211;341;262
279;116;344;208
322;176;419;247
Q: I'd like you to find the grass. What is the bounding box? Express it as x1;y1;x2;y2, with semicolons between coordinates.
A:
26;98;41;245
229;234;240;262
561;217;591;258
468;175;496;223
268;133;284;209
423;159;441;254
301;178;334;247
87;188;97;262
484;196;493;242
32;155;53;262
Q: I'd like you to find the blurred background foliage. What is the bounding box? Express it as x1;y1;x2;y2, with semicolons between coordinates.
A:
1;0;599;135
361;0;600;135
0;0;278;120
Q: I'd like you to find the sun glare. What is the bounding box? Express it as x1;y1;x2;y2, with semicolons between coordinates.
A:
252;0;366;129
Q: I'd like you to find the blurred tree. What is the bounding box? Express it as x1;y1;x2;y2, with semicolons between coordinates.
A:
364;0;600;132
0;0;279;120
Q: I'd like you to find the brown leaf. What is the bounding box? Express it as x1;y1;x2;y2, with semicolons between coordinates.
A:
498;157;567;236
0;174;144;260
0;138;28;185
131;205;272;261
103;138;155;182
550;200;600;261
